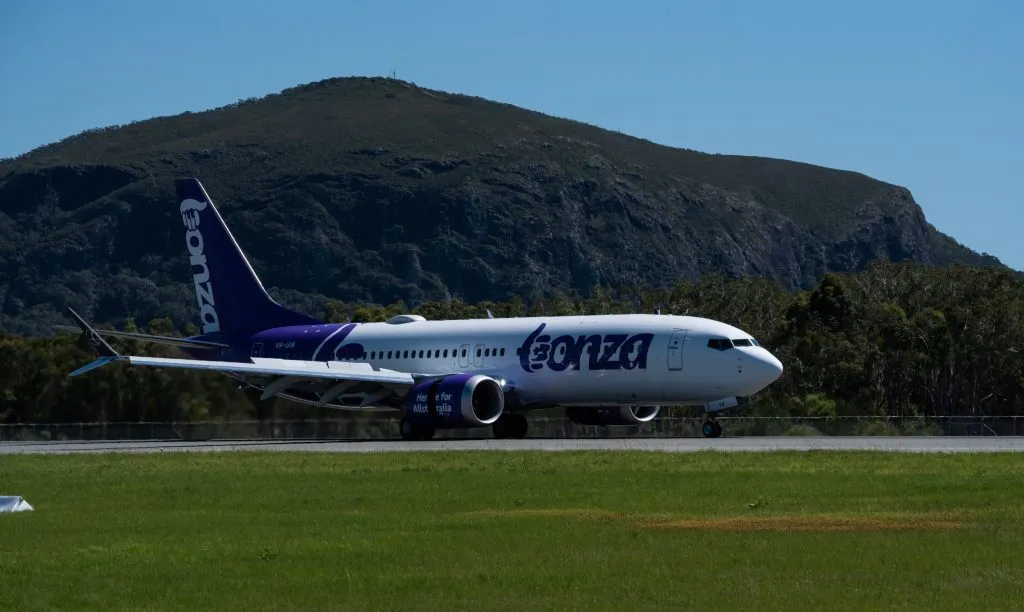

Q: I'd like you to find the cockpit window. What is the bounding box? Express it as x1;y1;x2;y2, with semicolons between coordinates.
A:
707;338;733;351
732;339;752;347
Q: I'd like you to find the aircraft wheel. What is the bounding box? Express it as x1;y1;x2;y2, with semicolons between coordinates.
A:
702;420;722;438
492;414;528;439
399;418;417;441
492;417;509;439
418;423;436;441
506;413;528;439
400;418;436;441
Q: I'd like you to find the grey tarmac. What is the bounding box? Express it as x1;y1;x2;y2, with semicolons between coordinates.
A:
2;436;1024;454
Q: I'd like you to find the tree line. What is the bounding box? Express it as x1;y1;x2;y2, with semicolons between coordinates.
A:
1;260;1021;425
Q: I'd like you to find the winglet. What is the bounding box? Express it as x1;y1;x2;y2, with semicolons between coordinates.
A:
69;356;120;377
65;307;123;376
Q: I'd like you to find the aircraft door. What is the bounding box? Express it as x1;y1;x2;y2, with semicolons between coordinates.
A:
474;343;485;368
458;343;471;368
667;330;687;371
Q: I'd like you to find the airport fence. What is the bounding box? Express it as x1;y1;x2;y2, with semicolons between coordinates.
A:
2;415;1023;442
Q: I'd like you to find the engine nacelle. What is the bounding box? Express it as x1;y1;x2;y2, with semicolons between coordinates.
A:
566;405;660;426
402;373;505;428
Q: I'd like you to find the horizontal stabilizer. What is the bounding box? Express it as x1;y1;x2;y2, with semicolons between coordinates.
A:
65;307;119;358
54;325;229;349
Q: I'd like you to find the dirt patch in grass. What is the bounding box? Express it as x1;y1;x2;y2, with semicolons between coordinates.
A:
460;508;611;519
641;514;964;532
461;508;965;532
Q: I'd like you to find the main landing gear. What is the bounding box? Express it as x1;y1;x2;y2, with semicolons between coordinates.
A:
492;413;529;439
397;414;529;441
399;418;435;441
702;418;723;438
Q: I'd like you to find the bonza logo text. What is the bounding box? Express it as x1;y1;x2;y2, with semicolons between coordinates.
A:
181;197;220;334
518;323;654;373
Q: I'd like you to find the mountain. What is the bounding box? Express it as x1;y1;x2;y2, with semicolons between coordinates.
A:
0;76;1004;335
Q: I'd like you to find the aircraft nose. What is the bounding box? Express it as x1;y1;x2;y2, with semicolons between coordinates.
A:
750;348;784;386
761;350;782;384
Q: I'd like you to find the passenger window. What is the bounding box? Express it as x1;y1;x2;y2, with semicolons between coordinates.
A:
387;350;393;359
500;348;506;356
461;348;467;357
476;348;482;357
443;349;449;358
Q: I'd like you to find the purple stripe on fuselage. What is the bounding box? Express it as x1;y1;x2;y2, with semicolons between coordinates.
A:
247;323;358;361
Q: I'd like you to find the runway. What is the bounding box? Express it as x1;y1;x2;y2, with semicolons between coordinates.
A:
2;436;1024;454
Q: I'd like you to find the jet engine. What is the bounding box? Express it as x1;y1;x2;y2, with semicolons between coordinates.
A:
401;373;505;428
565;405;660;426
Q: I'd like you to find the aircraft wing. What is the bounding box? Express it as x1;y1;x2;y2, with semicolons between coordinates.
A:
63;307;419;409
75;354;415;385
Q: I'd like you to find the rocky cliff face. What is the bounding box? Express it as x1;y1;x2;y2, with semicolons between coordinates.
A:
0;77;1003;334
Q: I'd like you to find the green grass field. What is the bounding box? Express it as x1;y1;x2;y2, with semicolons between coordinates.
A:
2;451;1023;611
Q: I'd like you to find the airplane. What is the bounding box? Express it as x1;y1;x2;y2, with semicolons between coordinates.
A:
62;178;784;440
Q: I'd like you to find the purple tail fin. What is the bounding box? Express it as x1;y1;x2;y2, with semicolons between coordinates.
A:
175;178;323;336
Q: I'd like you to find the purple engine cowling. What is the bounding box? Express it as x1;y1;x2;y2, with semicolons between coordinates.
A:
401;373;505;428
565;405;660;426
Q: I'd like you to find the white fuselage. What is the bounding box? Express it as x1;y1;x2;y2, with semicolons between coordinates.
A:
317;313;783;407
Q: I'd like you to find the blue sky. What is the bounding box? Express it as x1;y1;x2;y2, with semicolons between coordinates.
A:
2;0;1020;269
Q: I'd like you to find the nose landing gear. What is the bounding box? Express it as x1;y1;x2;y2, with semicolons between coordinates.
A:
701;397;742;438
701;419;722;438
